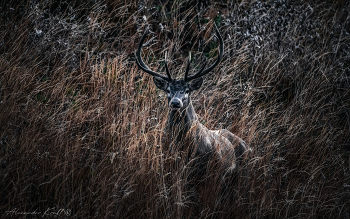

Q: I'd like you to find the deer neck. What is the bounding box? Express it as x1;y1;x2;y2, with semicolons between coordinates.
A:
168;99;198;142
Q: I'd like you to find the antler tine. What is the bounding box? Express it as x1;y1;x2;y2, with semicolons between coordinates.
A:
164;51;172;81
135;29;172;81
185;24;224;81
184;52;191;81
190;61;207;80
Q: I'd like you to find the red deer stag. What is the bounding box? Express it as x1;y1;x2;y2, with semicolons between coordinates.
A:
135;25;251;178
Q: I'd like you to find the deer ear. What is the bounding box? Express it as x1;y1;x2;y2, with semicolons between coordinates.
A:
153;77;168;91
189;77;203;91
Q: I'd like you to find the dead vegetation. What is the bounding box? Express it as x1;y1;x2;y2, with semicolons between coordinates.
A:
1;0;349;218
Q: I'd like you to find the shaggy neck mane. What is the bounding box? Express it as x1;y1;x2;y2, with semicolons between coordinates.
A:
168;98;198;143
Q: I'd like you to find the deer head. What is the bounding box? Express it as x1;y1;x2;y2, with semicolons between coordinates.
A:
135;25;224;111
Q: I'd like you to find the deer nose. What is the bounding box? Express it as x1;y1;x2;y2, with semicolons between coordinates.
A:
170;98;183;109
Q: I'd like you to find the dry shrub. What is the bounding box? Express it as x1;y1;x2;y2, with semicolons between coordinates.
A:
1;0;349;218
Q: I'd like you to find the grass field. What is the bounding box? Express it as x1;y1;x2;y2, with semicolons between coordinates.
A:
1;0;349;218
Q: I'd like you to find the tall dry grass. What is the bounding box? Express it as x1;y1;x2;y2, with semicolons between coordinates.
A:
1;0;349;218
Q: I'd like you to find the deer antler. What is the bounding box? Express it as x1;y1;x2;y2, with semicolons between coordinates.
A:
135;29;172;81
164;51;172;80
184;24;224;81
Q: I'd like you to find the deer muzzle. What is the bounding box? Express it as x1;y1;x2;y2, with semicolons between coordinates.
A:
170;97;183;109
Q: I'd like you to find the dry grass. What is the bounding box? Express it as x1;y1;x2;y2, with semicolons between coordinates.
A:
1;0;349;218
